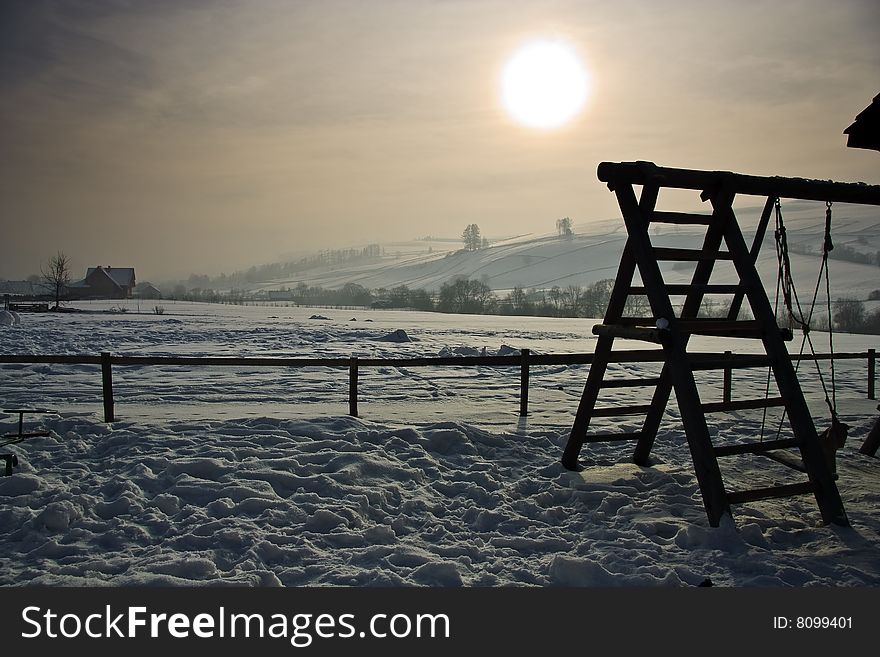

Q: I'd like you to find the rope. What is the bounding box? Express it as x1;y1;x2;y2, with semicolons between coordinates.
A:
824;201;838;416
767;199;839;440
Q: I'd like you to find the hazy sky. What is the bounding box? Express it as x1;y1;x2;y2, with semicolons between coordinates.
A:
1;0;878;281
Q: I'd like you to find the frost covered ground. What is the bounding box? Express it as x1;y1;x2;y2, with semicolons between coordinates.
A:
1;301;879;586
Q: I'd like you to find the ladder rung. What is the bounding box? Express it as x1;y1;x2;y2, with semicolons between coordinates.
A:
605;350;667;364
592;324;667;343
615;317;657;327
713;438;800;457
600;377;663;389
654;247;733;261
727;481;815;505
690;354;775;370
591;404;654;417
676;319;793;341
578;432;642;445
702;397;786;413
650;211;715;225
677;319;761;332
628;284;742;295
760;451;808;473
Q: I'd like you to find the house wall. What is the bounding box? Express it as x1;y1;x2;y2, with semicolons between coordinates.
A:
77;272;124;299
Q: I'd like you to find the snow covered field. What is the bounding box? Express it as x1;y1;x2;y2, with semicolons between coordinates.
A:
1;301;879;586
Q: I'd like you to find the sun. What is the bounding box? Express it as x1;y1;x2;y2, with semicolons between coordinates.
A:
500;40;589;130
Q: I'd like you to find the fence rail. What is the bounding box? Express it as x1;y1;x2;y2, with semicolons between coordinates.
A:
0;348;876;423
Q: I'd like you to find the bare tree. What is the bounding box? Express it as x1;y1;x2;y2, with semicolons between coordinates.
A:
41;251;71;309
833;297;865;332
561;285;584;316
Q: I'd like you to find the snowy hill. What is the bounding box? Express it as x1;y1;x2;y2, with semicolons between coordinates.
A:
249;202;880;305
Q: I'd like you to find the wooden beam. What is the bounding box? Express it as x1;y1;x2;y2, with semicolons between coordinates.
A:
728;195;775;320
598;161;880;205
702;397;786;413
590;404;655;417
653;247;733;261
101;351;114;423
349;357;358;417
713;438;800;457
592;324;667;343
650;211;714;225
519;348;530;417
727;481;815;504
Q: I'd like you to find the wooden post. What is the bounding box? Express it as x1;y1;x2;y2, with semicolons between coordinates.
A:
101;351;114;423
520;348;530;416
349;356;358;417
869;349;876;400
723;351;732;404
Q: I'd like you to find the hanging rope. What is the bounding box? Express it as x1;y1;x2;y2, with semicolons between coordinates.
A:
761;198;840;442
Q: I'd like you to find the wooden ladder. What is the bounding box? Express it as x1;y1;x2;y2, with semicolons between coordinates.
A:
561;162;853;528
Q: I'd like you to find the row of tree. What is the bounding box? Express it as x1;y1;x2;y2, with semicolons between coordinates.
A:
460;218;574;252
831;298;880;334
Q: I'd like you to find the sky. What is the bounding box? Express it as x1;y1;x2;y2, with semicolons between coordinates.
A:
1;0;878;282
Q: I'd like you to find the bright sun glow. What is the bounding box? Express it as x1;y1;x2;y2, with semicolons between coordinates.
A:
501;40;589;129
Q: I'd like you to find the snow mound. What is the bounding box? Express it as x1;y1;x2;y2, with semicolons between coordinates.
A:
0;310;14;327
376;328;411;343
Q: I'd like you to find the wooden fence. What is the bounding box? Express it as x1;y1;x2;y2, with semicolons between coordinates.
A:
0;348;875;423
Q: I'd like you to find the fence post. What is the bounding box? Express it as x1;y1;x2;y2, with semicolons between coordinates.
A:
869;349;876;401
349;356;359;417
723;350;732;404
520;348;530;417
101;351;115;423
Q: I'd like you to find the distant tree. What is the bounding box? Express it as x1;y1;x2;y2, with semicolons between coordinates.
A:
409;289;434;311
389;285;411;308
624;294;651;316
438;277;495;313
340;283;372;306
481;237;489;250
561;285;584;316
41;251;71;309
505;286;531;315
461;224;482;251
862;308;880;335
556;217;573;238
833;298;865;332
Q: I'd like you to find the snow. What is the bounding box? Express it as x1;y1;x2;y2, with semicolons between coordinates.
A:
376;329;412;343
0;310;18;327
248;202;880;315
1;301;878;587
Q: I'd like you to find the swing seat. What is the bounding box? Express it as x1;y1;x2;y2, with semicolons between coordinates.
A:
819;419;849;449
818;420;849;479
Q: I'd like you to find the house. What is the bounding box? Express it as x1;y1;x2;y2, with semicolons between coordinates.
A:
0;280;48;298
1;280;51;311
68;266;136;299
134;282;162;299
844;92;880;152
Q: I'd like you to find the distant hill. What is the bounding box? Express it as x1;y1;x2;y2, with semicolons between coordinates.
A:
245;202;880;304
